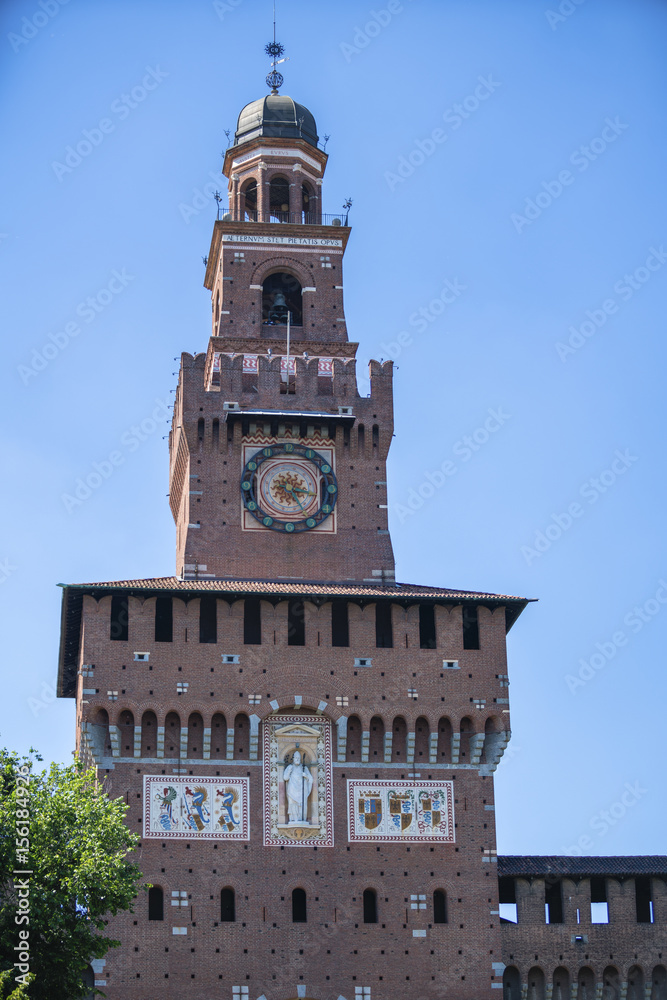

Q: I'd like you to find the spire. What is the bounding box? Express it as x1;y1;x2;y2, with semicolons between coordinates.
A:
265;1;287;94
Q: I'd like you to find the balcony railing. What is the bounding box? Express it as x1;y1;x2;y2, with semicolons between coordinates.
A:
219;209;350;227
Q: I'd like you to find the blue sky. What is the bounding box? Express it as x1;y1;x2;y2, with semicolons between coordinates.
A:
1;0;665;856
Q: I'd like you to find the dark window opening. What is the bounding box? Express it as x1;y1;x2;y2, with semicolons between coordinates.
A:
331;600;349;647
590;876;609;923
269;176;290;221
292;888;307;923
301;182;317;223
148;886;164;921
199;596;217;644
155;596;173;643
419;603;437;649
498;876;518;923
363;888;377;924
635;876;653;923
197;418;205;444
375;602;393;648
262;271;302;326
372;424;379;450
288;600;305;646
545;878;564;924
357;423;365;454
243;179;257;219
212;418;220;448
243;598;261;645
433;889;448;924
110;595;128;642
462;605;480;649
221;887;236;922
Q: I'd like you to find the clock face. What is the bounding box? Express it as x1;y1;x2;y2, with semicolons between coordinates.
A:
241;443;338;533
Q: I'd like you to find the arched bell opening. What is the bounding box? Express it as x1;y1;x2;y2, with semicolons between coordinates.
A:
269;175;290;222
262;271;302;326
241;178;257;221
302;181;319;223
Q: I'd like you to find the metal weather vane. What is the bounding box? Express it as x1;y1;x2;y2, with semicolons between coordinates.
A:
265;1;289;93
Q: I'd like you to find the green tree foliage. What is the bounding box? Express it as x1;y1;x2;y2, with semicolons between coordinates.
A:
0;747;145;999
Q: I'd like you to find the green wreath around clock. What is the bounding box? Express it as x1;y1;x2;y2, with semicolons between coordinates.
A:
241;443;338;533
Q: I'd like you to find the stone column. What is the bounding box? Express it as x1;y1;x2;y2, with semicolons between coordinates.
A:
336;716;348;762
257;162;268;222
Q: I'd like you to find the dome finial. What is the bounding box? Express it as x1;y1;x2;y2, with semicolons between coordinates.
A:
265;1;288;94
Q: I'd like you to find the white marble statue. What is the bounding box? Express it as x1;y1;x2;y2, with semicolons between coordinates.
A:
283;750;314;824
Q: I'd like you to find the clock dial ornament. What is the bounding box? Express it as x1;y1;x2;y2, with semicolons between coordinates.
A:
241;444;338;533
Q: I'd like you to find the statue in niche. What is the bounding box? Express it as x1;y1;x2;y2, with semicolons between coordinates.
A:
283;748;313;825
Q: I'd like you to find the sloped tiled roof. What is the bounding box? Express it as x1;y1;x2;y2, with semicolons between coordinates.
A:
57;576;532;699
59;576;531;602
498;856;667;877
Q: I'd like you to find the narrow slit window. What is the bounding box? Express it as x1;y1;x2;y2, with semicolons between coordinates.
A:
110;595;128;642
375;602;393;648
155;596;173;643
545;879;564;924
288;599;305;647
635;877;653;923
331;600;349;647
462;605;480;650
498;877;517;924
419;603;436;649
590;876;609;923
243;598;262;645
199;596;217;644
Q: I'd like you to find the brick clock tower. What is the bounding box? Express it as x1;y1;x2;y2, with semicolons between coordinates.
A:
58;49;530;1000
